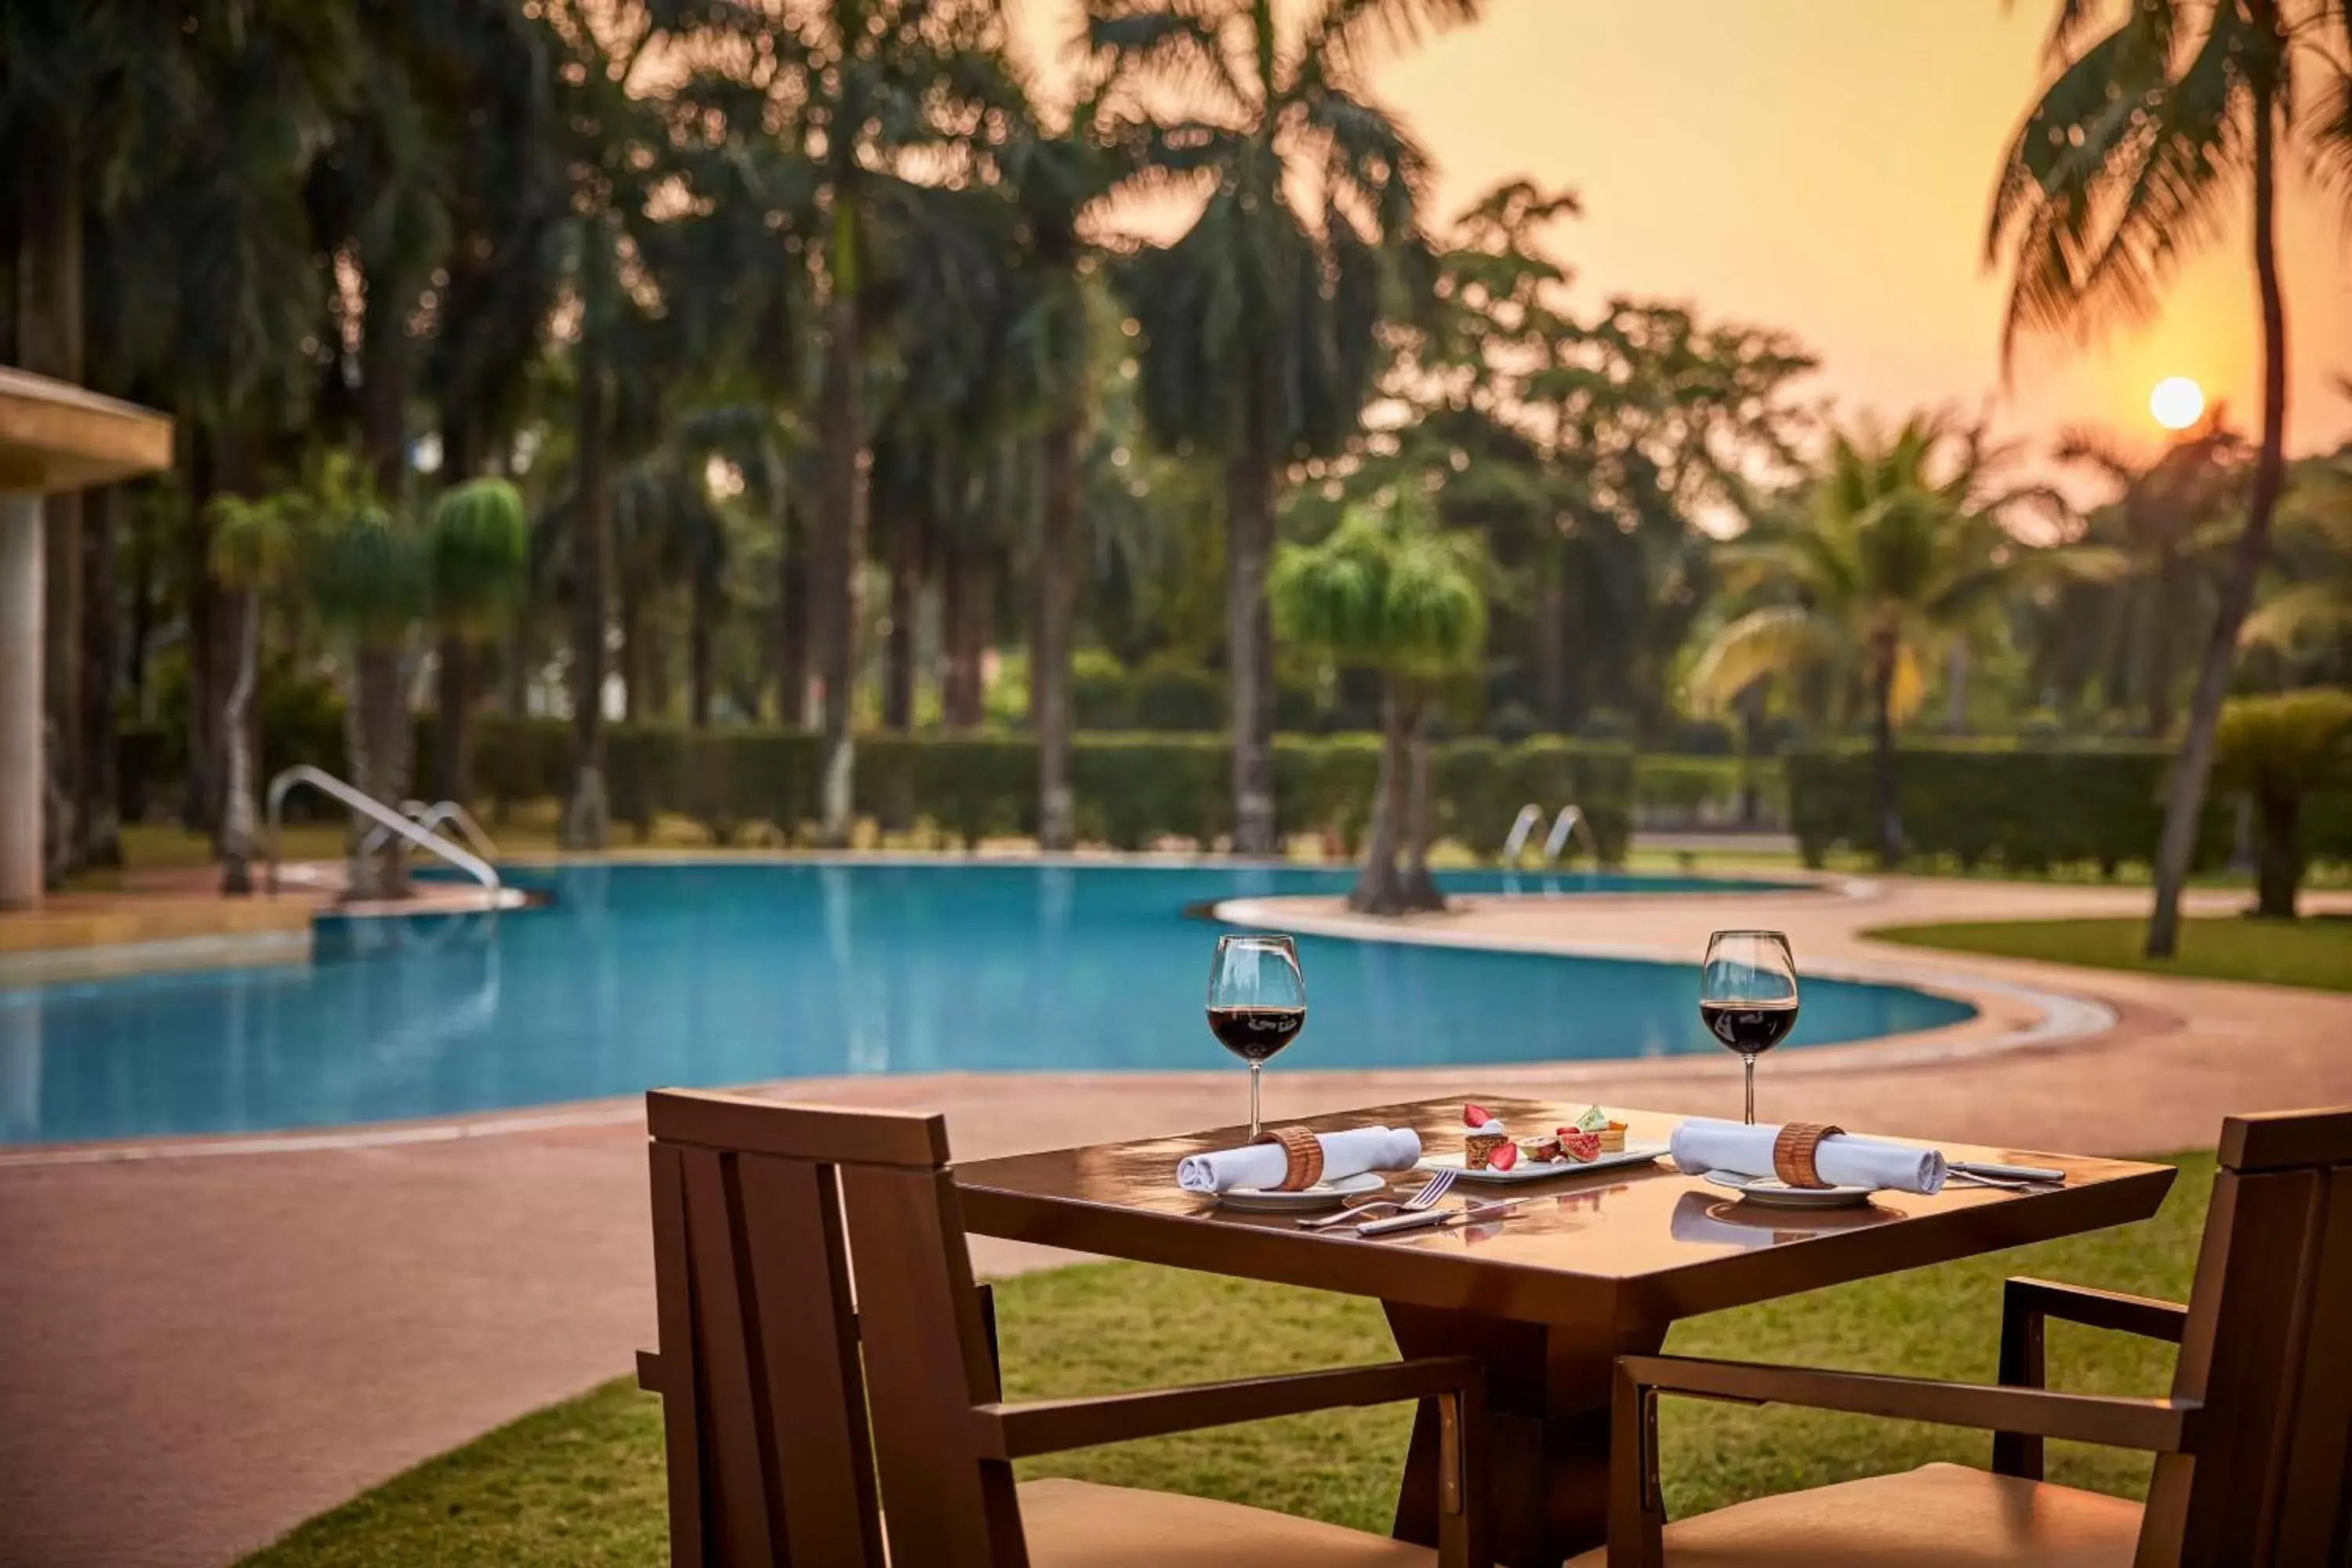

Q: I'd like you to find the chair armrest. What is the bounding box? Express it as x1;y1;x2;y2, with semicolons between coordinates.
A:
1607;1354;2198;1568
2005;1276;2187;1344
1994;1276;2188;1479
972;1355;1484;1460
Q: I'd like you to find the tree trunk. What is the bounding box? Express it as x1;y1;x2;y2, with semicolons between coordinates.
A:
2147;71;2288;959
82;484;122;864
1035;412;1080;849
689;567;716;728
1400;699;1444;911
432;420;477;805
182;430;220;833
1534;539;1567;732
960;554;993;728
2145;544;2180;739
1348;689;1409;913
343;644;415;899
20;118;85;878
434;637;474;803
562;291;612;851
1870;625;1902;869
2252;786;2300;920
617;568;642;724
779;517;810;727
127;495;155;717
218;591;260;895
813;291;862;844
1224;445;1276;855
884;517;918;731
940;539;969;728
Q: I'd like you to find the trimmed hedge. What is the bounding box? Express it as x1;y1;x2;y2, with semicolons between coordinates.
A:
1784;743;2236;874
434;720;1637;859
1634;755;1787;831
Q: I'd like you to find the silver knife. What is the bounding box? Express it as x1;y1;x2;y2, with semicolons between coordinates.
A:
1951;1160;2066;1184
1357;1200;1523;1237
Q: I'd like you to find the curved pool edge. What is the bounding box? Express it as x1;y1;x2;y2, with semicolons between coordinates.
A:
1210;893;2119;1075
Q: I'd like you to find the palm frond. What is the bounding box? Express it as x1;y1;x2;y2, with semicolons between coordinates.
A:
1293;0;1482;81
1686;604;1840;712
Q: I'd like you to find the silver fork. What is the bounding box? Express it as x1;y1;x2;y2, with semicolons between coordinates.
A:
1297;1167;1457;1229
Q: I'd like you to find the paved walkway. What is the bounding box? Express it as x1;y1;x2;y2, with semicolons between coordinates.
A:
3;874;2349;1566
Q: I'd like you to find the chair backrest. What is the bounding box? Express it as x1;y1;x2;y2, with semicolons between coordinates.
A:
2147;1106;2352;1564
642;1088;1024;1568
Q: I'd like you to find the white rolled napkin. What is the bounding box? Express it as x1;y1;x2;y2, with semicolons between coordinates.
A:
1668;1117;1946;1195
1177;1126;1424;1194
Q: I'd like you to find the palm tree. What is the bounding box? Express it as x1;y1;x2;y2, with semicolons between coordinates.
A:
2242;451;2352;658
2051;418;2248;736
1089;0;1482;853
1271;497;1485;914
1688;416;2094;868
1987;0;2352;956
205;491;299;895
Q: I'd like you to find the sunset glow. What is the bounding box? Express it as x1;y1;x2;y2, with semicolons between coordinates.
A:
2151;376;2206;431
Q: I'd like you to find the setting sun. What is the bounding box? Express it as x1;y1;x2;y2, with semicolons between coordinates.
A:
2151;375;2205;431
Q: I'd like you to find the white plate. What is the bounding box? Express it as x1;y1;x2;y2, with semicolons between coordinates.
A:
1704;1171;1878;1208
1416;1142;1670;1185
1214;1170;1389;1212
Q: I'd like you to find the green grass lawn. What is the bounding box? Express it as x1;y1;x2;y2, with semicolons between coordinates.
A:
1874;914;2352;993
241;1153;2210;1566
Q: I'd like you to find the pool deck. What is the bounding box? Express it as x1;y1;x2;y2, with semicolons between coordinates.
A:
4;871;2351;1566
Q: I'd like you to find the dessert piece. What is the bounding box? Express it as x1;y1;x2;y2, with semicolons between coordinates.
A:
1523;1135;1563;1163
1559;1129;1603;1163
1462;1103;1509;1169
1485;1141;1519;1172
1574;1105;1629;1154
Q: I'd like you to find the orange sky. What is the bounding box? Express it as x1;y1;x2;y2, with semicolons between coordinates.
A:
1012;0;2352;468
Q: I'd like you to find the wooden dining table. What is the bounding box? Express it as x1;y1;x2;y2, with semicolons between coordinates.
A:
953;1096;2176;1567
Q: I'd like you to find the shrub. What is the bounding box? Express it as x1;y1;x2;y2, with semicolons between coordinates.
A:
1129;656;1224;732
1070;649;1132;731
2213;690;2352;917
1785;742;2234;875
1635;755;1785;830
447;722;1635;860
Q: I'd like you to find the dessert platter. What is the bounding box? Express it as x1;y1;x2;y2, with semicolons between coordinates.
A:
1417;1103;1670;1185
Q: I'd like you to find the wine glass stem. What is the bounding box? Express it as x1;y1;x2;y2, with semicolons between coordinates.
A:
1743;1054;1757;1125
1249;1061;1263;1139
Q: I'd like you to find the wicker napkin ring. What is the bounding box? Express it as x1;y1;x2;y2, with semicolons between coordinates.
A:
1254;1126;1326;1191
1772;1123;1846;1189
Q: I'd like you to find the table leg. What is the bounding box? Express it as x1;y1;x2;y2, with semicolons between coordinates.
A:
1385;1301;1667;1567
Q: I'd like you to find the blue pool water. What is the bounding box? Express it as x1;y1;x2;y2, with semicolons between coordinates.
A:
0;863;1973;1146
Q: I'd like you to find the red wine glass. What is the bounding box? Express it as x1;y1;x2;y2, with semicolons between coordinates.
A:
1207;933;1306;1139
1700;930;1799;1125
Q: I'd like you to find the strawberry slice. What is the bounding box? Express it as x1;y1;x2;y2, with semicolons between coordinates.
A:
1463;1102;1496;1128
1561;1131;1603;1162
1486;1141;1519;1171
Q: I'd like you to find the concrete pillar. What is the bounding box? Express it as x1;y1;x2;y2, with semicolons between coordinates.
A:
1;491;42;908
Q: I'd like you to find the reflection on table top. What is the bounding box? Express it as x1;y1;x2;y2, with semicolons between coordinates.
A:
953;1098;2176;1327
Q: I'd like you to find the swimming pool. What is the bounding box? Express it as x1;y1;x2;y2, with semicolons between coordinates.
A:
0;862;1973;1146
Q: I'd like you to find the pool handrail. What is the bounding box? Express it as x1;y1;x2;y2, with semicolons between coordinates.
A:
264;764;502;897
1501;803;1544;864
1543;805;1593;864
357;798;502;867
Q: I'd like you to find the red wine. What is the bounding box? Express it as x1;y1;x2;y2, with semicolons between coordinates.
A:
1700;1000;1798;1055
1207;1005;1305;1062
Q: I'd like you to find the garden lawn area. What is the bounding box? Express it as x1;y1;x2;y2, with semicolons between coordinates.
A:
1874;914;2352;993
241;1152;2212;1566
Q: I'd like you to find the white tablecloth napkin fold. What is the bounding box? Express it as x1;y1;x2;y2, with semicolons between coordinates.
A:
1668;1117;1946;1195
1177;1126;1424;1194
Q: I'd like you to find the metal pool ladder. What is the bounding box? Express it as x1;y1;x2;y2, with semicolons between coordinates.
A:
1502;802;1592;866
264;764;503;896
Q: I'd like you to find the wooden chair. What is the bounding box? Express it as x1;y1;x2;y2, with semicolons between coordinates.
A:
1584;1105;2352;1566
636;1088;1492;1566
